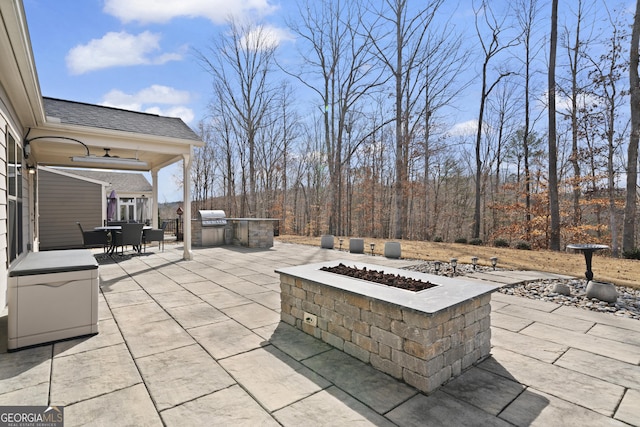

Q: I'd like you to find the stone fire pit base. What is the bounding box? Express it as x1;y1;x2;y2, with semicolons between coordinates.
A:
277;261;499;394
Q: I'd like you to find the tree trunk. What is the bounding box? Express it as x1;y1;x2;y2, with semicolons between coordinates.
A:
548;0;561;251
623;0;640;253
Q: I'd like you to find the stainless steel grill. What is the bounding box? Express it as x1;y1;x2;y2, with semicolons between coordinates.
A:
197;210;228;246
199;210;227;226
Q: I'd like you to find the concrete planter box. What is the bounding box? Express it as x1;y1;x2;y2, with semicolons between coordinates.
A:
320;235;334;249
384;242;401;258
349;238;364;253
277;261;500;394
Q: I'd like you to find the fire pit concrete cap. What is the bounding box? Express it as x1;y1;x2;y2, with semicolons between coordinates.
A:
276;260;501;315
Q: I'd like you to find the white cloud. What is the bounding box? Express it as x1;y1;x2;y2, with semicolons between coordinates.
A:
66;31;183;74
448;120;478;137
101;85;195;124
104;0;278;24
145;106;195;124
240;24;295;50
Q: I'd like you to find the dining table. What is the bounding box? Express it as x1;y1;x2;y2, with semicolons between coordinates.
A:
94;225;151;255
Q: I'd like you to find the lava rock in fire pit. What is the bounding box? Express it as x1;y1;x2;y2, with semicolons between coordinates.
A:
320;263;437;292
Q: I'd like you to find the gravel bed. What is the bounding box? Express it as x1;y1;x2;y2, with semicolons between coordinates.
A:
404;261;640;321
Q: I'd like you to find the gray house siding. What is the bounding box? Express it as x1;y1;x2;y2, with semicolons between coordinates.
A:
39;168;103;250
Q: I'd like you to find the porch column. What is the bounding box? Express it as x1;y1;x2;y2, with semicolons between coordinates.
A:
151;169;159;228
182;148;193;260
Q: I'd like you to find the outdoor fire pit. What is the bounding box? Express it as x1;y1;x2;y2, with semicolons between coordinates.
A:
277;261;501;394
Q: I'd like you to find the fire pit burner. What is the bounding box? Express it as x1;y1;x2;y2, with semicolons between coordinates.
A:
320;263;437;292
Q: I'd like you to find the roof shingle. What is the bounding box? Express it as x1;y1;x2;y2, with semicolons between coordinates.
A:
43;97;201;142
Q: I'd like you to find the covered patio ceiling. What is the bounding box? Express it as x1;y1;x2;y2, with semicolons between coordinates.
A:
26;97;203;172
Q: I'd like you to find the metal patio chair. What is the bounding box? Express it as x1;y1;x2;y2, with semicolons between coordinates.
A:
77;222;108;252
114;223;144;255
143;221;167;252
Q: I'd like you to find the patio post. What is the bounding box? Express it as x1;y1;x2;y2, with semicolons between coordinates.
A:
151;169;159;229
182;149;193;260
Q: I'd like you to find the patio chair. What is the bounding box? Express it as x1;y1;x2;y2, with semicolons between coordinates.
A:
77;222;108;252
114;223;144;255
143;221;167;252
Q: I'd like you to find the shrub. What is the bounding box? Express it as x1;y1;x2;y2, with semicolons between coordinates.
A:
515;241;531;250
622;248;640;260
433;236;443;242
469;238;483;246
454;237;468;244
494;238;509;248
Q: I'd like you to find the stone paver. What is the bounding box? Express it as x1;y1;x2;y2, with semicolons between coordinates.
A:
490;310;533;332
554;348;640;390
136;344;235;411
161;385;279;427
481;347;624;416
587;322;640;346
615;389;640;426
0;242;638;427
50;343;141;406
521;322;640;364
495;304;595;332
441;366;525;416
491;325;568;363
273;386;396;426
118;318;196;359
220;346;331;411
221;302;280;330
302;348;417;414
265;322;331;361
0;345;51;395
64;384;162;427
386;391;513;427
499;388;630;427
53;317;124;357
188;319;265;359
164;301;228;329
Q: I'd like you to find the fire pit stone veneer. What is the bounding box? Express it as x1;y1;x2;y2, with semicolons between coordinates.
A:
276;261;501;394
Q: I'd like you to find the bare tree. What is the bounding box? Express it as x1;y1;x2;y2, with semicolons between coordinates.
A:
197;19;278;217
366;0;446;239
556;0;598;228
623;0;640;253
548;0;561;251
418;26;470;240
584;4;629;256
472;1;519;239
514;0;545;240
285;0;384;235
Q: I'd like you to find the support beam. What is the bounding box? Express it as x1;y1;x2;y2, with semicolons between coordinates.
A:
182;149;193;260
151;169;159;229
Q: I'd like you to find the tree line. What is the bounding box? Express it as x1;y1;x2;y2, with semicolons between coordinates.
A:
189;0;640;256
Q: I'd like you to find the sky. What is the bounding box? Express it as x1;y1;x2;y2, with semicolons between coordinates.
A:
23;0;588;203
23;0;295;203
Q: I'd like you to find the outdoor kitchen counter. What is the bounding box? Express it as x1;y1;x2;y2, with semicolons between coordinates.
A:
226;218;279;249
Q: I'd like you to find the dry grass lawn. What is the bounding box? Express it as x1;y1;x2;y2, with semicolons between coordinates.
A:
276;235;640;289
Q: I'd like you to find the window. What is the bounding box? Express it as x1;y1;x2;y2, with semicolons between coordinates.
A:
119;198;135;221
7;132;24;263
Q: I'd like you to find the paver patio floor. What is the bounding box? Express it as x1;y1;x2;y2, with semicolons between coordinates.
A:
1;241;638;426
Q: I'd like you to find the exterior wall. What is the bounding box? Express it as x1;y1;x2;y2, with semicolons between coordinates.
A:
38;168;103;250
0;83;28;310
280;274;492;394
